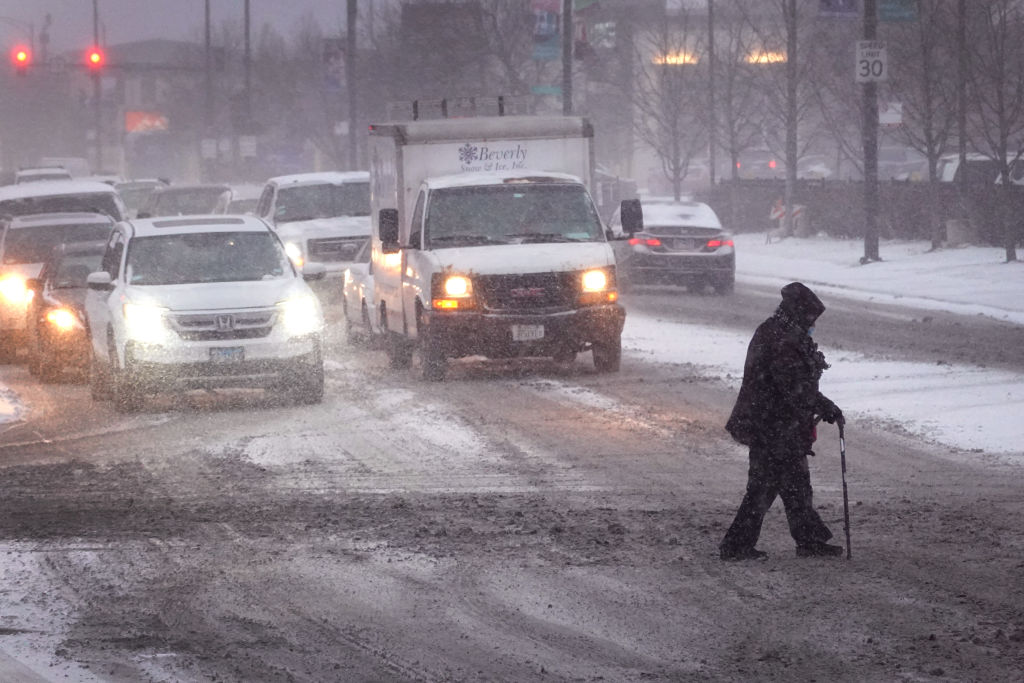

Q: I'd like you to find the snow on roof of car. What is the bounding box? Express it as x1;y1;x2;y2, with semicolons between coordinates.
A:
132;214;268;236
425;170;584;190
266;171;370;187
641;200;722;229
8;211;114;227
0;180;121;201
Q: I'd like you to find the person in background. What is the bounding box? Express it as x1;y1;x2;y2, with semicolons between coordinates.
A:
719;282;845;561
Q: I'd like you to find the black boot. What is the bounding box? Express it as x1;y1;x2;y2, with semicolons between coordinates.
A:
795;541;843;558
720;546;768;561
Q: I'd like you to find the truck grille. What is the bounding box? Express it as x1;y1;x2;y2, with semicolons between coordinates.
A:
475;272;577;312
168;309;276;341
307;236;364;263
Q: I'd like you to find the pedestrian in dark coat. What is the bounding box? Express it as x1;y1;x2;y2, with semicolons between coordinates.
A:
719;282;845;561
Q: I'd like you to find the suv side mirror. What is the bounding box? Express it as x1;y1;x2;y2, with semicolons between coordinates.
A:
379;208;400;254
86;271;114;291
619;199;643;236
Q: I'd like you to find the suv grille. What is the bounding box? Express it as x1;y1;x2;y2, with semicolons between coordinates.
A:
168;309;276;341
475;272;577;312
307;236;364;262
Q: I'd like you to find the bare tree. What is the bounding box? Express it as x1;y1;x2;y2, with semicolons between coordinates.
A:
716;2;768;180
968;0;1024;261
632;8;709;200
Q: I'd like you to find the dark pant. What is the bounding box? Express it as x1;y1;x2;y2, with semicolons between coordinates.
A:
720;441;832;551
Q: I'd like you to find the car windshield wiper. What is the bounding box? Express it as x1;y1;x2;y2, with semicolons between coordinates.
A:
429;234;508;246
505;232;581;243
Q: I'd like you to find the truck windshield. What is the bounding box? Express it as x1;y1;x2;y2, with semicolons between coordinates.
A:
2;223;113;264
275;183;370;222
125;232;292;285
425;184;603;248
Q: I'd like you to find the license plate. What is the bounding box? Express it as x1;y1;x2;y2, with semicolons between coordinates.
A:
511;324;544;342
209;347;244;363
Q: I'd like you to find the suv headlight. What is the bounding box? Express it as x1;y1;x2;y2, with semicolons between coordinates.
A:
0;276;32;307
279;295;322;337
123;302;168;343
46;308;83;332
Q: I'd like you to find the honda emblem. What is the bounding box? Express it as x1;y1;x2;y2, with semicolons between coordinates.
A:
215;314;234;331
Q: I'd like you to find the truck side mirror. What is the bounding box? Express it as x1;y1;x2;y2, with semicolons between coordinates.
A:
86;271;114;291
379;208;400;254
619;199;643;236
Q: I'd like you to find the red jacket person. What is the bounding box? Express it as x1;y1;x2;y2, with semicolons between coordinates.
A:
720;282;844;561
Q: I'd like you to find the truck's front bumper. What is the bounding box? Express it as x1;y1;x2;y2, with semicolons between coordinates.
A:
422;304;625;359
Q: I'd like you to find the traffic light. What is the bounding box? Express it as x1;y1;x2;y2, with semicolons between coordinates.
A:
85;47;104;70
11;45;30;75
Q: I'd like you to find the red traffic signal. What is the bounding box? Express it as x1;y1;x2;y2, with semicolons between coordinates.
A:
85;47;104;69
11;45;30;74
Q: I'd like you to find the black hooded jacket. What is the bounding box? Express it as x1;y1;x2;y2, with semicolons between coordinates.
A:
725;283;837;453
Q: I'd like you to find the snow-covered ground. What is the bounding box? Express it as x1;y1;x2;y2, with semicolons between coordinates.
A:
624;234;1024;457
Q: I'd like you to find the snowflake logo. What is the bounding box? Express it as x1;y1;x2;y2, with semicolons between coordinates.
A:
458;143;479;164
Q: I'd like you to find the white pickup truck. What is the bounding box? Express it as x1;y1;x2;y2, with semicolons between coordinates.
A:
367;115;627;380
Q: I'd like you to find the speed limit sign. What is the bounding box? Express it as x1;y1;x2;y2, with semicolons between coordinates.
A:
855;40;888;83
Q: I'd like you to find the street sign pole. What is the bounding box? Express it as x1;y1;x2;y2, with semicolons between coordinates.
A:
861;0;881;263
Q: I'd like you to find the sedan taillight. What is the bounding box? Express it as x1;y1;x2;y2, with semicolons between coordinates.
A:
706;238;734;249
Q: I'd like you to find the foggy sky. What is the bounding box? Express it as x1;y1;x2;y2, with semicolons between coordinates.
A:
0;1;353;53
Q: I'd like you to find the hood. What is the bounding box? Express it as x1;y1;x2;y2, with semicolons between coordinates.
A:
274;216;370;241
44;287;88;315
779;281;825;326
0;263;44;280
428;242;616;276
124;277;311;312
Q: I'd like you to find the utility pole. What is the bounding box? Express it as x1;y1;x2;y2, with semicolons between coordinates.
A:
957;0;967;197
707;0;716;188
347;0;358;170
562;0;573;115
244;0;252;127
92;0;102;171
783;0;797;236
205;0;212;128
862;0;880;262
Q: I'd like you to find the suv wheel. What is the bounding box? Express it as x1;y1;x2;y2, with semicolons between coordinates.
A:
289;344;324;405
592;334;622;373
89;354;113;400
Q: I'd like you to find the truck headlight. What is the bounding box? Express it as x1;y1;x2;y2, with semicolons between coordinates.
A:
123;302;168;343
443;275;472;297
581;269;608;292
284;241;305;268
279;295;322;337
0;276;32;306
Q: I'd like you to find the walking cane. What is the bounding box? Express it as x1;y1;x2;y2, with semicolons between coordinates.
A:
839;423;852;560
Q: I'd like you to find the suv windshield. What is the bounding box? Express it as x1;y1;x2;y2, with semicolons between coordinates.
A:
275;183;370;222
126;232;292;285
0;193;123;220
424;184;604;247
1;223;114;264
150;188;229;216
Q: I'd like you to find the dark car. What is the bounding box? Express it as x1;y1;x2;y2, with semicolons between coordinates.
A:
25;241;105;381
137;184;231;218
610;200;735;294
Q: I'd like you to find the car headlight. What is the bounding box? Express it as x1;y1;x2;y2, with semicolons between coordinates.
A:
284;241;305;268
279;295;323;337
581;269;609;292
122;302;169;343
443;275;472;298
46;308;82;332
0;276;32;306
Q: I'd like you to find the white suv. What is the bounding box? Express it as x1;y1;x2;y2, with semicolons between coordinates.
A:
84;215;327;411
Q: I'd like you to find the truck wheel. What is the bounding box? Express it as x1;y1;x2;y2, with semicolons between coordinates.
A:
0;332;17;364
37;351;62;383
113;369;143;413
290;353;324;405
419;335;447;381
592;334;622;373
90;355;113;401
385;332;413;369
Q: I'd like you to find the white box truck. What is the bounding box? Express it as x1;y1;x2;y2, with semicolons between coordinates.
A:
367;115;627;380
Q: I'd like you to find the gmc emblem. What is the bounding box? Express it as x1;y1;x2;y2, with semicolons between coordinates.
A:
510;287;545;298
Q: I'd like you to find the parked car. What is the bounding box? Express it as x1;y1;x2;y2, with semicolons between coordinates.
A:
25;241;106;381
115;179;169;218
0;179;127;222
84;214;327;411
137;184;231;218
15;166;74;184
0;212;115;362
341;238;377;343
256;172;370;304
609;199;735;294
